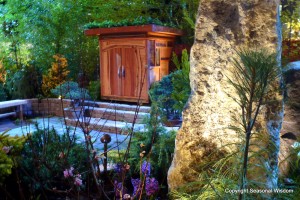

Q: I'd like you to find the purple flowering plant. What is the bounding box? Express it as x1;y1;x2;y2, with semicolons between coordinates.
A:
113;159;160;199
145;177;159;197
141;160;151;177
141;161;159;198
113;162;132;199
129;160;160;199
114;180;128;199
131;178;141;197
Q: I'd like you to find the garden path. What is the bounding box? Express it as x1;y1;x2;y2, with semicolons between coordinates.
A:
0;118;19;132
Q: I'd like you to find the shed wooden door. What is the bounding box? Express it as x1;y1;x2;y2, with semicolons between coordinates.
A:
101;40;148;101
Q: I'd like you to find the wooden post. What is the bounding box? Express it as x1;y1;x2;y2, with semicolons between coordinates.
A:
19;105;23;121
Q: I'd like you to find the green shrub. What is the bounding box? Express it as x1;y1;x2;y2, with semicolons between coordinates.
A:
0;131;27;183
171;49;191;113
149;73;178;120
42;54;69;97
128;102;176;183
280;141;300;200
107;149;126;164
5;64;42;99
88;80;100;100
149;49;191;121
20;125;87;197
0;83;7;101
51;81;91;99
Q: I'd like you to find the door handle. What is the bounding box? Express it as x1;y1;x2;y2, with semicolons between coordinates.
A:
118;67;121;77
122;66;125;77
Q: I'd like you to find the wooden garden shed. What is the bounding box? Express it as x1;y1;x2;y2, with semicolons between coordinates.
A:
85;24;182;103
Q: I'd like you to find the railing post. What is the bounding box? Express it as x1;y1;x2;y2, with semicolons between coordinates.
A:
100;134;111;173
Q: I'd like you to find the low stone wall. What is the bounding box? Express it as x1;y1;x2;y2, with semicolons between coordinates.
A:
25;98;72;117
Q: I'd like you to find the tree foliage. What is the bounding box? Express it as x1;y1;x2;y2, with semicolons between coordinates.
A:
281;0;300;63
6;63;42;99
281;0;300;39
0;0;99;83
85;0;199;44
42;54;69;96
0;0;198;99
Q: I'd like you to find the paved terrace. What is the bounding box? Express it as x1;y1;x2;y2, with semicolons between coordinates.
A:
0;99;179;153
0;117;130;151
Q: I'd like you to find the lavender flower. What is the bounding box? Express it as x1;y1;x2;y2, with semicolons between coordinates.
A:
114;163;123;173
114;181;127;199
131;178;141;197
114;164;122;173
145;177;159;196
114;163;130;174
141;161;151;177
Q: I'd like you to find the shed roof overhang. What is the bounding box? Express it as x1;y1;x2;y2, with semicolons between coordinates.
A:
84;24;183;38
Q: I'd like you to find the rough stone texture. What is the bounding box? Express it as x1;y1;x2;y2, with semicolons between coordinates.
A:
279;69;300;176
27;98;72;117
168;0;282;190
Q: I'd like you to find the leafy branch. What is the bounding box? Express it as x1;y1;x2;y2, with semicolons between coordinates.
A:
227;48;280;200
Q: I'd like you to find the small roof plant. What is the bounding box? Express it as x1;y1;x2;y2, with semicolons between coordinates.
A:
84;16;177;29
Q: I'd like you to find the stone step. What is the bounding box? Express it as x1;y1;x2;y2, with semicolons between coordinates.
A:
85;107;149;123
64;101;151;133
79;101;151;113
64;106;149;124
65;118;146;135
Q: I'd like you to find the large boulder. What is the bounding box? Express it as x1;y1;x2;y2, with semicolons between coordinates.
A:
168;0;282;190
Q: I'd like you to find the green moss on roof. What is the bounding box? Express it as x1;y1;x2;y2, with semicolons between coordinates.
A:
84;17;177;29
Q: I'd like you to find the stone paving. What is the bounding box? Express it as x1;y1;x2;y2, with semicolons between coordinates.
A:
1;117;130;151
0;118;20;132
1;116;179;152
